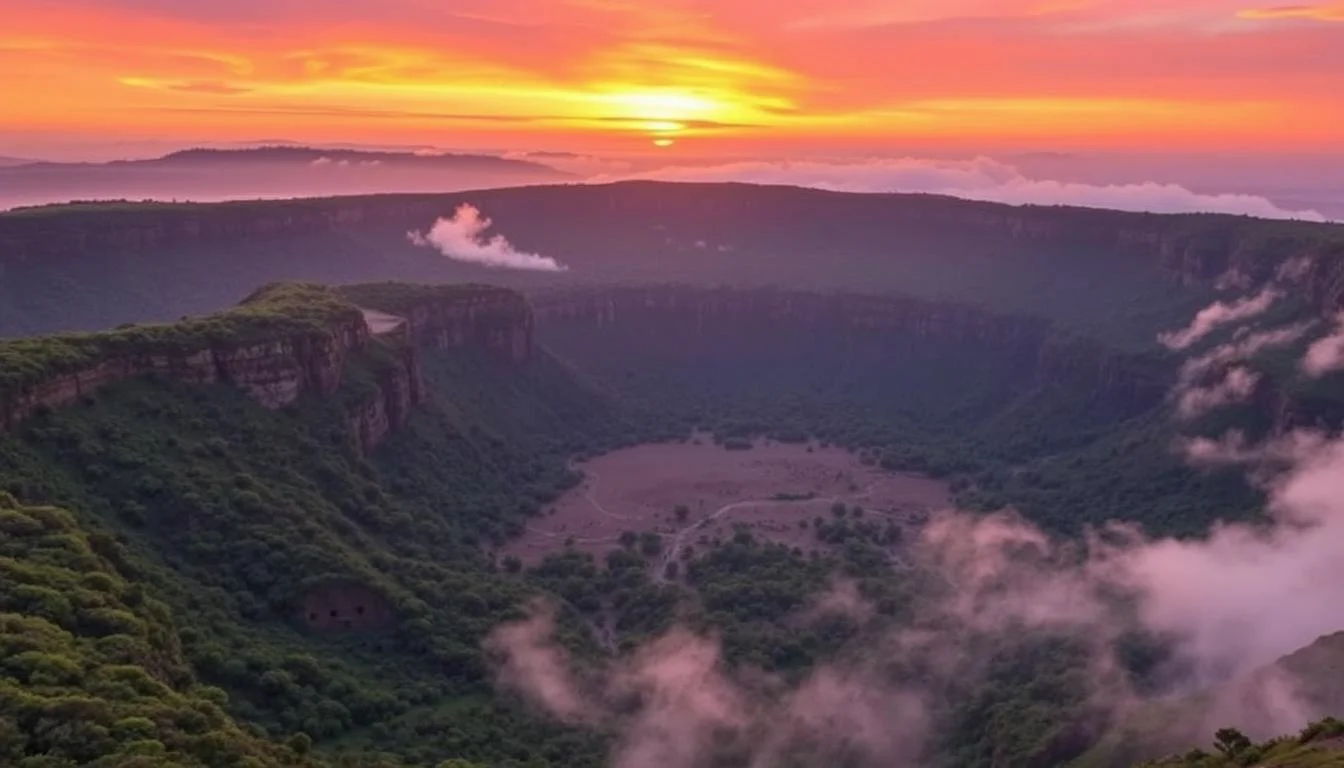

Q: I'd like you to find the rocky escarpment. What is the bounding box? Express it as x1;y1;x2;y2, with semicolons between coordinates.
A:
1115;220;1344;304
532;285;1170;414
1238;366;1344;438
1;325;367;428
3;182;1339;304
340;282;533;363
344;337;425;456
0;284;367;431
533;284;1052;344
0;282;535;451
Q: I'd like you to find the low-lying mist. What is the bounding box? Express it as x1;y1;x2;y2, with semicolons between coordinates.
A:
600;156;1331;222
6;150;1336;225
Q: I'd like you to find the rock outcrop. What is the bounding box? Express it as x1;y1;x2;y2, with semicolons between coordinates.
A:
346;339;425;456
0;282;535;451
401;293;533;363
533;285;1169;414
300;580;396;633
535;284;1054;341
3;329;363;426
0;285;371;432
341;283;534;363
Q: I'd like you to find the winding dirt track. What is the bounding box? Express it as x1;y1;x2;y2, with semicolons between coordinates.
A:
520;463;631;545
655;481;886;582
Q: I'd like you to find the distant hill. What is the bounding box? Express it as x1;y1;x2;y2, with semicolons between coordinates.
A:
0;146;571;211
0;155;35;167
15;145;566;174
134;146;566;173
3;180;1342;344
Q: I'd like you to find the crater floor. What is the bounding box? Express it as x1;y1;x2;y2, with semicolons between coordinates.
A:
499;435;951;574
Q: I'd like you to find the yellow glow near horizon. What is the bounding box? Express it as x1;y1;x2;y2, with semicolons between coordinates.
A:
591;89;744;143
596;90;718;117
640;120;687;132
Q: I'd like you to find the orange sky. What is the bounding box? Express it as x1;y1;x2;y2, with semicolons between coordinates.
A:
2;0;1342;157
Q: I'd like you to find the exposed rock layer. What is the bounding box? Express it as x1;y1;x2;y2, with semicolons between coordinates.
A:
399;293;533;363
532;285;1170;414
300;581;396;633
0;319;366;432
0;286;535;451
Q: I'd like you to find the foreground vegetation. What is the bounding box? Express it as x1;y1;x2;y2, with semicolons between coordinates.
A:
1;350;617;766
0;492;323;767
1142;720;1344;767
3;276;1343;767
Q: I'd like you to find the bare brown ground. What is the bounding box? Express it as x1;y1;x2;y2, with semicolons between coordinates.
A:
498;436;951;573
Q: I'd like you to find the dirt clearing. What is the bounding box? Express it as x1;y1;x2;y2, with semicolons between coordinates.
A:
499;436;951;573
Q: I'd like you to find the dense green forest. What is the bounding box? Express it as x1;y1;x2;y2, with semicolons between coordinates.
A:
3;262;1344;766
0;491;325;767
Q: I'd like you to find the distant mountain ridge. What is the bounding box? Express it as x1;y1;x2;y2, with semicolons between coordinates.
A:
0;145;572;212
16;145;569;174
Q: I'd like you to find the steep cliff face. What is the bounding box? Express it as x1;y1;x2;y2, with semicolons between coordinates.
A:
340;283;534;363
0;324;363;429
532;285;1169;414
1033;335;1170;410
0;282;533;451
402;294;533;362
346;340;425;456
0;284;373;431
1113;222;1344;310
533;285;1051;344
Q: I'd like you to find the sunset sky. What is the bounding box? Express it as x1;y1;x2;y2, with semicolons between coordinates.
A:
2;0;1343;159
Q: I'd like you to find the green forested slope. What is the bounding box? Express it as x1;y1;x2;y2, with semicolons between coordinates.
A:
0;351;617;766
0;492;327;767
